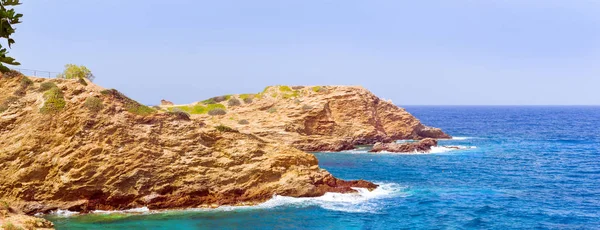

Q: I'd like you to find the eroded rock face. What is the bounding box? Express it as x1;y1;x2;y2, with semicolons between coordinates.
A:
162;85;451;151
0;76;376;215
369;138;438;153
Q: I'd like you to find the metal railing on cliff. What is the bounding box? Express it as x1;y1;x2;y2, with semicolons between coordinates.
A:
13;68;60;78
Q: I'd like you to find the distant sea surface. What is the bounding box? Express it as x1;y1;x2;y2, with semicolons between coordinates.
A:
46;106;600;229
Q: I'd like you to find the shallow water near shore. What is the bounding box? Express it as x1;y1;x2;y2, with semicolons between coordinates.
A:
45;106;600;229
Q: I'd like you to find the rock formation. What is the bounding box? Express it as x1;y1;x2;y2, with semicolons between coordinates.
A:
160;99;174;106
1;205;54;230
160;85;451;151
369;138;438;153
0;74;376;216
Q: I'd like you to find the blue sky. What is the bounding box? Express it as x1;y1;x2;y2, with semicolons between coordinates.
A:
9;0;600;105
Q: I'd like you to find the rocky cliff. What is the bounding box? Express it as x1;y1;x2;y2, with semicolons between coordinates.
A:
0;74;376;215
161;85;450;151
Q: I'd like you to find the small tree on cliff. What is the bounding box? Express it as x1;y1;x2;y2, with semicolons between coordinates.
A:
0;0;23;73
58;64;95;82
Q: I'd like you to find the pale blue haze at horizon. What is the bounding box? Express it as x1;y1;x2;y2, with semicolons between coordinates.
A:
9;0;600;105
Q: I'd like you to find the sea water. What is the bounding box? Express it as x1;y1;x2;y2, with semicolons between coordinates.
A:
45;106;600;229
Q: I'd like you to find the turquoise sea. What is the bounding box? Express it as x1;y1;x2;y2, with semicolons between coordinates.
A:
45;106;600;229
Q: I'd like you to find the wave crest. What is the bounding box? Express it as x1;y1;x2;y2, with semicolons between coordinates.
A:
47;183;405;217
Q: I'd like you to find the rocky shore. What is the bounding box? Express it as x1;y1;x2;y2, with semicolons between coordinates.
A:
0;74;376;217
0;72;448;227
1;205;54;230
369;138;438;153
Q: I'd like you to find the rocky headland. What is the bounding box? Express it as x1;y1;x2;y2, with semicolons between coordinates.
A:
0;73;378;218
160;85;450;152
0;72;449;228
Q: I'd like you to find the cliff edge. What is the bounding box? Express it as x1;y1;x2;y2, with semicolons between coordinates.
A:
0;73;375;215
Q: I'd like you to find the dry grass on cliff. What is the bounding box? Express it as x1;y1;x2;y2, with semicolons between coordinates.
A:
39;86;66;114
100;89;155;116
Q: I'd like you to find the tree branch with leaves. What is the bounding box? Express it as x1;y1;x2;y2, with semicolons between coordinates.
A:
0;0;22;73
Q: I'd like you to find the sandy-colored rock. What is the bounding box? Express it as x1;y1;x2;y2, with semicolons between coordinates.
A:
369;138;438;153
1;203;54;230
0;75;376;216
161;85;450;151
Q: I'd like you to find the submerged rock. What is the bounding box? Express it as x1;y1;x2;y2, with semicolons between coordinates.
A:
369;138;438;153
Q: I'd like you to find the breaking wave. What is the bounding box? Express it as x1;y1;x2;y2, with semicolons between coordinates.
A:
342;146;477;154
254;182;405;213
47;183;405;217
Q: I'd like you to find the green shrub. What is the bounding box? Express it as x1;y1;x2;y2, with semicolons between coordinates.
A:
312;86;322;92
57;64;95;81
302;104;313;111
279;85;292;92
127;104;155;116
38;82;57;92
215;125;237;132
202;95;232;104
168;103;225;115
78;77;88;86
201;98;216;104
40;87;66;114
208;108;226;116
239;94;256;104
227;98;241;107
1;222;22;230
2;70;23;79
214;95;230;102
168;108;191;121
238;119;249;125
262;86;271;93
267;107;277;113
12;77;33;96
0;200;9;210
84;97;103;112
238;94;254;100
100;89;155;116
282;91;299;99
20;76;33;87
12;87;26;96
0;96;18;113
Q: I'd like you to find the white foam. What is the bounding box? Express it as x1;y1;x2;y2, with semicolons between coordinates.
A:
49;209;79;217
49;207;152;217
341;149;369;154
431;145;477;153
254;182;404;213
372;145;477;154
92;206;150;214
47;183;404;217
448;136;472;140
